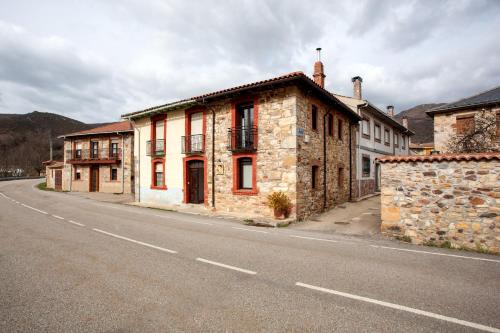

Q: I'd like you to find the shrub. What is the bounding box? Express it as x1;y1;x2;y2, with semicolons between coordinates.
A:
267;191;292;218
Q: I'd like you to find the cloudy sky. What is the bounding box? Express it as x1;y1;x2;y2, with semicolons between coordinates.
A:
0;0;499;123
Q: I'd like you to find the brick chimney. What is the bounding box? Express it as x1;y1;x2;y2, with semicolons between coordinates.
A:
313;48;325;88
402;116;408;128
386;105;394;117
351;76;363;100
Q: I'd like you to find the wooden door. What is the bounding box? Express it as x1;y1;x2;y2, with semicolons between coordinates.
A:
54;170;62;191
90;167;99;192
187;161;204;204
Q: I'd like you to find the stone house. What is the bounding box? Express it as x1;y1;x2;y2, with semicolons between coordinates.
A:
334;77;413;198
121;59;362;220
43;160;64;190
379;152;500;254
58;121;134;194
427;85;500;153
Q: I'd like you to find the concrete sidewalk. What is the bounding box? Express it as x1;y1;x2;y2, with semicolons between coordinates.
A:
290;195;381;236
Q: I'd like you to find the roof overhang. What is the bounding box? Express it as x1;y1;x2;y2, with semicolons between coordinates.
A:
58;129;133;139
426;101;500;117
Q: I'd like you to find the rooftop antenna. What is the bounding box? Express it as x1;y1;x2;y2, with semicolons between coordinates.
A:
316;47;322;61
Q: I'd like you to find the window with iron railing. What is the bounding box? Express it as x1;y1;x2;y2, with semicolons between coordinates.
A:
146;139;165;156
227;126;258;152
181;134;205;154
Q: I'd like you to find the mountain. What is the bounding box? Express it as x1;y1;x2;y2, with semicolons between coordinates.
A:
394;103;446;144
0;111;108;176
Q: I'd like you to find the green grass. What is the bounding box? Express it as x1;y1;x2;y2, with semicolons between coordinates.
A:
36;182;54;191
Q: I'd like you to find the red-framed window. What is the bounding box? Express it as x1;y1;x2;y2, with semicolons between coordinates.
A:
110;166;118;181
151;159;166;189
151;115;167;155
232;154;257;195
185;107;207;154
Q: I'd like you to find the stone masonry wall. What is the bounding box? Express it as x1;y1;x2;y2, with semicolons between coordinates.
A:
205;86;298;219
295;90;354;220
380;157;500;253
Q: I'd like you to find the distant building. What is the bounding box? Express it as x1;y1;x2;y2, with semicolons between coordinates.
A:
334;77;413;197
58;121;134;194
43;160;64;190
427;86;500;153
409;142;434;155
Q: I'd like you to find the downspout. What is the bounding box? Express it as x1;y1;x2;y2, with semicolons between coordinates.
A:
135;125;141;202
69;138;72;192
322;110;331;210
349;122;352;201
119;132;125;194
211;104;216;209
357;102;369;199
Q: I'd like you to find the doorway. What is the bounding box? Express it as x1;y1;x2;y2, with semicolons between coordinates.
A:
54;170;62;191
90;166;99;192
187;160;204;204
375;163;381;192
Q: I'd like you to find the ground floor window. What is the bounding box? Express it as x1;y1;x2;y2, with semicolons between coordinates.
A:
111;167;118;181
232;154;257;195
312;165;319;189
338;167;344;188
362;156;370;177
75;166;81;180
151;160;165;189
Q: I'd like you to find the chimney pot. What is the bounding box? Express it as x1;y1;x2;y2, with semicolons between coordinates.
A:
351;76;363;99
402;116;408;128
313;48;326;88
386;105;394;117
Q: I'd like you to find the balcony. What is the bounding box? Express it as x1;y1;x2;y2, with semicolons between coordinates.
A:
181;134;205;154
227;126;258;152
65;148;122;164
146;139;165;157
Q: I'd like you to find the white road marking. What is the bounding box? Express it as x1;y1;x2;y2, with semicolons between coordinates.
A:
21;203;48;215
92;228;177;254
67;220;85;227
52;215;64;220
196;258;257;275
0;192;8;199
232;227;268;234
370;245;500;263
296;282;500;333
290;235;338;243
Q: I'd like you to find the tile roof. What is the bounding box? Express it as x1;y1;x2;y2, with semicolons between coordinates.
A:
377;152;500;163
427;85;500;114
334;94;413;135
121;71;361;121
60;121;133;138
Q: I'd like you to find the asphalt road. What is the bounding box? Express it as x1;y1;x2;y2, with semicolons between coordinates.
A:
1;179;499;332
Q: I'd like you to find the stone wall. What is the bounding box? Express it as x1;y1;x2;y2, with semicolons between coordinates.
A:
380;154;500;253
205;86;298;219
295;90;354;220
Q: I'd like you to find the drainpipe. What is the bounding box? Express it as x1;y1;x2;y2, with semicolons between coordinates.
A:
211;107;215;209
118;132;125;194
349;122;352;201
69;138;72;192
356;102;369;199
135;124;141;202
322;110;331;210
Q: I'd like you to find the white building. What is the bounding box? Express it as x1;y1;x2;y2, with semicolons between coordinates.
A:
334;76;413;198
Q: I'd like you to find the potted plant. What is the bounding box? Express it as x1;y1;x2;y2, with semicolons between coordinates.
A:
267;191;292;219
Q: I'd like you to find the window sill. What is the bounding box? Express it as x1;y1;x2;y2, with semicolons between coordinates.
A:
232;189;258;196
374;138;381;143
362;134;370;139
384;143;390;146
150;185;167;190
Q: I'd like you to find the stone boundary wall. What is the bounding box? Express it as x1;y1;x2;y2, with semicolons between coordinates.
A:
379;154;499;253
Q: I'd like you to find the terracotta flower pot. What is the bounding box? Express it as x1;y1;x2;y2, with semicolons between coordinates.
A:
273;207;284;219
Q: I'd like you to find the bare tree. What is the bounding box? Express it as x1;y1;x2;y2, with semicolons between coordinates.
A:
446;110;498;153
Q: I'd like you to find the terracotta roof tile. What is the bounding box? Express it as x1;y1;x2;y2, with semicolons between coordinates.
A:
121;71;361;121
378;152;500;163
61;121;133;138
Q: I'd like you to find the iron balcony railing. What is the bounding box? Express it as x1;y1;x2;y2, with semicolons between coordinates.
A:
146;139;165;156
181;134;205;154
227;126;258;152
65;148;122;160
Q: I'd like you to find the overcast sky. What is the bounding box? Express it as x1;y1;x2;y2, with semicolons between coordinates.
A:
0;0;499;123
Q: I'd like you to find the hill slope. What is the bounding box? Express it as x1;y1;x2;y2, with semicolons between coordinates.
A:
0;111;107;176
394;103;445;144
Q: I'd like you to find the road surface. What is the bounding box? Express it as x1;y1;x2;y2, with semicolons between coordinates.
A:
1;179;499;332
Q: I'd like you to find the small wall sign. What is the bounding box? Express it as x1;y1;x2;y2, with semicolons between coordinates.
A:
296;127;305;137
215;164;224;175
